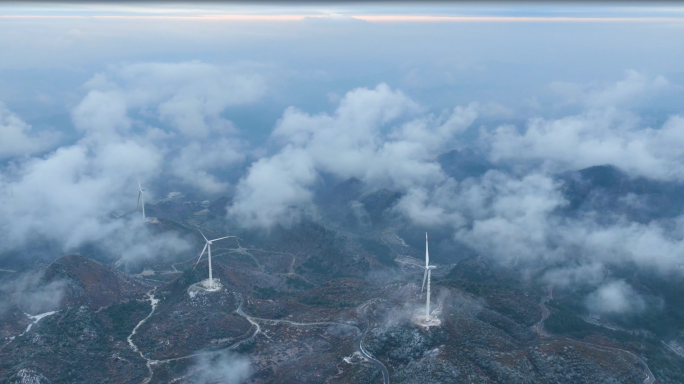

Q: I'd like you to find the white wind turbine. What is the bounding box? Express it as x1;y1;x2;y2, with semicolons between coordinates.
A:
421;232;436;323
137;179;146;221
193;229;234;290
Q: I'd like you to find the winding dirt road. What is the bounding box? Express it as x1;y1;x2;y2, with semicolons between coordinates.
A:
130;291;390;384
533;285;553;336
234;294;390;384
534;286;655;384
356;302;390;384
127;290;159;384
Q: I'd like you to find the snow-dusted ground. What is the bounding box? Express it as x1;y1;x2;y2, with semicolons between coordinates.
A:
664;340;684;358
21;311;58;335
13;368;50;384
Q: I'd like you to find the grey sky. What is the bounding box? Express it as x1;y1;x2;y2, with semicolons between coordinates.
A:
2;3;684;144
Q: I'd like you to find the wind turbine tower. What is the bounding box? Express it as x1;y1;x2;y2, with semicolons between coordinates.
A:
193;229;233;290
137;180;146;221
421;232;437;323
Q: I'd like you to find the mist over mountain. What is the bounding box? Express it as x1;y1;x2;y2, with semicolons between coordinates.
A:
2;2;684;383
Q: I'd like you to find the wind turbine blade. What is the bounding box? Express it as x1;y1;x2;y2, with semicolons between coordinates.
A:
421;269;428;293
425;232;429;267
137;191;141;209
197;229;209;242
210;236;233;242
138;178;142;192
192;243;208;271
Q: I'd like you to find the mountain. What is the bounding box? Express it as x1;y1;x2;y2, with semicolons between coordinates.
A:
3;184;684;383
317;178;401;230
0;254;153;383
43;254;148;309
319;177;364;206
208;196;231;217
558;165;684;222
359;188;402;226
436;148;495;181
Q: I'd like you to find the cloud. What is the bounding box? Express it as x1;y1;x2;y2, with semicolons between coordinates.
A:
270;83;455;189
4;61;684;301
485;72;684;180
585;280;646;315
397;170;684;274
0;130;192;266
99;219;194;267
549;70;671;109
229;146;318;228
0;103;60;160
456;173;567;264
229;83;478;227
303;13;367;24
74;61;266;195
394;181;466;228
69;61;267;195
389;103;478;154
72;89;130;138
169;138;246;194
542;263;606;289
0;61;267;259
562;218;684;274
74;61;267;139
390;72;678;279
188;351;252;384
0;270;66;316
0;139;162;252
486;110;684;180
414;171;568;266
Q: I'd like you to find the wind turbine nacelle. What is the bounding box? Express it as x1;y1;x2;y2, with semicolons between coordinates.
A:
426;266;436;270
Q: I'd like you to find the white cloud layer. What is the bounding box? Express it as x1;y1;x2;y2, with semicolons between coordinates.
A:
74;61;266;139
70;61;265;194
188;351;252;384
229;83;479;227
223;71;684;285
0;61;265;260
549;70;672;109
387;72;684;277
486;73;684;180
0;103;59;159
2;65;684;295
0;270;66;316
398;168;684;274
585;280;647;315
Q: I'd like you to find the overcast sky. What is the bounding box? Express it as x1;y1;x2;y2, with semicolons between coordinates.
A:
2;2;684;142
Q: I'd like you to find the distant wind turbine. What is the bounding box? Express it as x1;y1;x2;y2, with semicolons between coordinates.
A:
193;229;234;290
137;179;145;221
421;232;436;323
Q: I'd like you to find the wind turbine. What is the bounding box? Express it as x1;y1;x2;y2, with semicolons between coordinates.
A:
193;229;233;289
137;180;146;221
421;232;436;323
